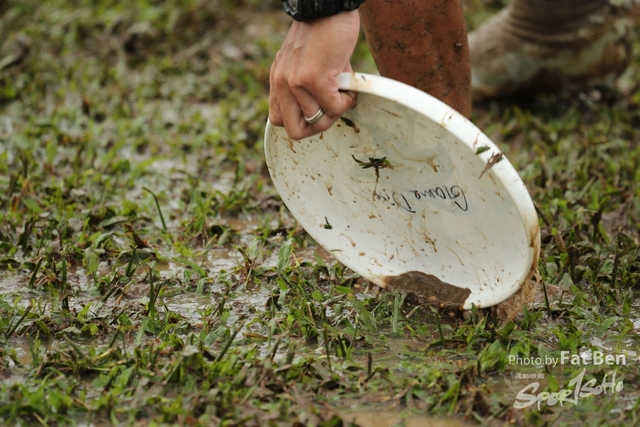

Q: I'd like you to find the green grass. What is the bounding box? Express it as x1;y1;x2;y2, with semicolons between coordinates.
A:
1;0;640;426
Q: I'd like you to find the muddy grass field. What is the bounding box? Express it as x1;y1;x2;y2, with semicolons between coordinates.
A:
1;1;640;426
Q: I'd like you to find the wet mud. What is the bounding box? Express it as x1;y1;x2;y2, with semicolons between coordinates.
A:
383;271;471;310
341;409;469;427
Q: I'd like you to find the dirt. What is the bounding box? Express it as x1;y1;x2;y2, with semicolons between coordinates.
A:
341;409;469;427
383;271;471;310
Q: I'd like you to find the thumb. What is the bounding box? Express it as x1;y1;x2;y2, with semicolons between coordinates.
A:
314;69;359;117
338;63;358;111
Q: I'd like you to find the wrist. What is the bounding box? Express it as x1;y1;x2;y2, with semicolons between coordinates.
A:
282;0;367;22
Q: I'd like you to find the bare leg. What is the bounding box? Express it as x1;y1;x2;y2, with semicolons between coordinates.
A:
359;0;472;118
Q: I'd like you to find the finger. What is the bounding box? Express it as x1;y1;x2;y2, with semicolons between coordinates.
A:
291;85;324;125
289;86;341;139
268;91;284;127
277;80;310;139
270;56;326;130
340;63;359;110
272;57;320;138
323;84;358;116
275;72;329;139
286;82;340;136
304;74;358;118
268;62;284;126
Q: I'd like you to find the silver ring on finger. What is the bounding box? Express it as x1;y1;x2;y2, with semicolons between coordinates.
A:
304;108;324;124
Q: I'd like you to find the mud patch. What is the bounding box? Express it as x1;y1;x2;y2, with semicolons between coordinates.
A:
383;271;471;309
341;409;468;427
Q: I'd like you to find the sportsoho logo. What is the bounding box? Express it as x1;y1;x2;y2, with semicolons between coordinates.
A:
509;350;628;410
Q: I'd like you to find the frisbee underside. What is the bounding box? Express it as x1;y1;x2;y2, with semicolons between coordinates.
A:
265;73;540;309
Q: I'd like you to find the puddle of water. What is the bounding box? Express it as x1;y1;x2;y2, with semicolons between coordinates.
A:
202;247;248;271
13;337;33;367
221;215;264;233
341;409;468;427
161;284;271;321
161;293;221;324
0;269;30;301
588;336;639;363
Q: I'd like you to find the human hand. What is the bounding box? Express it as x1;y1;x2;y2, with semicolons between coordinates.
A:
269;11;360;140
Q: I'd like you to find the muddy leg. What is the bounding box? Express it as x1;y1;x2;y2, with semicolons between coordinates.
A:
470;0;633;99
358;0;471;118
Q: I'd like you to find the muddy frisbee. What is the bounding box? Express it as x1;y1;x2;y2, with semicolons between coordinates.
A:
264;72;540;309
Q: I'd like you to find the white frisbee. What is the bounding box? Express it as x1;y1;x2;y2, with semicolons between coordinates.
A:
264;72;540;309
